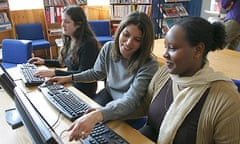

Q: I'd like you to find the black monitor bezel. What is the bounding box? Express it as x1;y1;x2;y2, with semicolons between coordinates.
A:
14;86;58;144
0;64;17;98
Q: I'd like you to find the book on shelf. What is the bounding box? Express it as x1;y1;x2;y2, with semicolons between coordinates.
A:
164;0;190;2
136;4;152;16
111;23;119;36
162;3;188;18
0;12;10;24
48;28;62;35
175;3;188;16
43;0;87;6
0;1;8;9
0;13;4;24
110;5;134;20
0;23;11;30
45;6;64;24
162;3;179;18
110;4;151;20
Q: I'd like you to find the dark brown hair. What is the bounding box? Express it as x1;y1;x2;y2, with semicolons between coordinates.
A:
58;5;98;66
112;11;155;74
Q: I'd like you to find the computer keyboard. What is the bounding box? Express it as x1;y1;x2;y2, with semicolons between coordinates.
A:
18;63;45;86
82;122;128;144
38;83;129;144
38;83;88;121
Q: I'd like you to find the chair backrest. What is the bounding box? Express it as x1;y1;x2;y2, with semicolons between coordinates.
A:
232;79;240;93
2;39;32;66
15;23;45;40
88;20;111;37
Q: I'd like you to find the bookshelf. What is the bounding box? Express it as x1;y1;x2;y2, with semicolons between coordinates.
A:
0;0;13;46
153;0;190;38
109;0;152;36
43;0;87;48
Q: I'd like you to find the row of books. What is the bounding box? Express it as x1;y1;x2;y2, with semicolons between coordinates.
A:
0;12;11;30
45;6;64;24
43;0;87;6
164;0;190;2
110;5;151;20
110;0;151;4
161;3;188;18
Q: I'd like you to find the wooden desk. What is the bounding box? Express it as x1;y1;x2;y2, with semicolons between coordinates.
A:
0;67;154;144
0;88;32;143
153;39;240;80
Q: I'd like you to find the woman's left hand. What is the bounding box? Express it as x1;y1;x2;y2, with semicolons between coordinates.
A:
67;108;103;141
34;69;55;77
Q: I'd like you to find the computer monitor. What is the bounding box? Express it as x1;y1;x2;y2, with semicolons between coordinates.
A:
0;64;24;129
14;86;59;144
0;64;17;98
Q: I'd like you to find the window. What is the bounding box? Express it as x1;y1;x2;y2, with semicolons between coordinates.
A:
8;0;109;10
9;0;43;10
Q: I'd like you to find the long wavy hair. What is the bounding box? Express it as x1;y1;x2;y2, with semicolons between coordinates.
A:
58;5;98;66
111;11;155;74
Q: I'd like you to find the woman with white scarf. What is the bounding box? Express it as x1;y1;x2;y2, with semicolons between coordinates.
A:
139;17;240;143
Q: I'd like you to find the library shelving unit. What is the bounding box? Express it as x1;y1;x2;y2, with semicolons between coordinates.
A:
109;0;152;36
43;0;87;47
152;0;190;38
0;0;13;47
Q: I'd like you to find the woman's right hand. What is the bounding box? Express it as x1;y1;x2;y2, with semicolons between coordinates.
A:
27;57;45;65
46;75;72;85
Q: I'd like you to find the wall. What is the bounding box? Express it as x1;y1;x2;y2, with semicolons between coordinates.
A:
87;6;110;20
10;9;47;38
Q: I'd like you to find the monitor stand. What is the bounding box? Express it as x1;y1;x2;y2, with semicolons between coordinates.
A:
5;108;23;129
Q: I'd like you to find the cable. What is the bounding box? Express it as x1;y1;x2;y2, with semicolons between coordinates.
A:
51;111;61;129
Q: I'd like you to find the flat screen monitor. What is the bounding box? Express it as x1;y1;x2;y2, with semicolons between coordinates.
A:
14;86;59;144
0;64;17;98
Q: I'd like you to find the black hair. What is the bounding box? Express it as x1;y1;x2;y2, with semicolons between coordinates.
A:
175;17;226;58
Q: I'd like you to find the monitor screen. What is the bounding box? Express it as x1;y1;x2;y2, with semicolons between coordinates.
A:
0;64;17;98
14;86;59;144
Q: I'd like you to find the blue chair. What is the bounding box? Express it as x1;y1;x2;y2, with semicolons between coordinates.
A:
232;79;240;93
1;39;32;69
237;44;240;51
88;20;113;46
125;117;147;130
15;23;50;58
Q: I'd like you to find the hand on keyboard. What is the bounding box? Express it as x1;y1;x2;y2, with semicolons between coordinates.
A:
18;63;45;86
27;57;45;65
46;75;72;85
34;69;55;78
38;84;129;143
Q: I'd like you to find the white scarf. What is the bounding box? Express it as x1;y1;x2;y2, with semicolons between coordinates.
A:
157;62;231;144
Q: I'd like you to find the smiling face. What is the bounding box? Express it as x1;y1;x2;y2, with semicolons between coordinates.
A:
119;24;143;59
61;14;79;37
163;25;204;77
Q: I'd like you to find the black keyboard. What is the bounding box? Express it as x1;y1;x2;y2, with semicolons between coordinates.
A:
18;63;45;86
38;83;129;144
81;122;128;144
38;83;88;121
